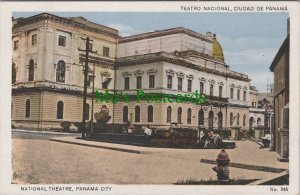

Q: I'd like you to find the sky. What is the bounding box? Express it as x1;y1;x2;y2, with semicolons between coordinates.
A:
13;12;289;92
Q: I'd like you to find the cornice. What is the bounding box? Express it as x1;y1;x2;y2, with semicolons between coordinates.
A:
116;53;250;82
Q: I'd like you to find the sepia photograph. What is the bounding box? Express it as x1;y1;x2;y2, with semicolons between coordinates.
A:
0;2;299;194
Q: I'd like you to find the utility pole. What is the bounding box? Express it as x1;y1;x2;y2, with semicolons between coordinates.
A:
90;63;95;133
79;37;97;139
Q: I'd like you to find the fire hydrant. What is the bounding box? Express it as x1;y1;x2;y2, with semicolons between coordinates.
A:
212;149;230;181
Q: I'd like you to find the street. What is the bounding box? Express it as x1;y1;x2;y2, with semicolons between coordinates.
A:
12;131;288;184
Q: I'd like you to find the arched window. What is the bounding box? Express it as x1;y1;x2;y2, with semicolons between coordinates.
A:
25;99;30;118
230;112;233;126
123;106;128;122
177;107;182;123
84;103;89;120
135;106;140;122
56;60;66;83
257;117;262;125
237;113;240;126
148;105;153;122
249;117;254;129
208;110;214;130
28;59;34;81
12;63;17;84
187;108;192;124
167;106;172;123
218;111;223;129
57;101;64;119
198;109;204;126
243;114;246;127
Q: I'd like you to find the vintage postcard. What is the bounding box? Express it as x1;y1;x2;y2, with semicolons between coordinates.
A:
0;1;299;195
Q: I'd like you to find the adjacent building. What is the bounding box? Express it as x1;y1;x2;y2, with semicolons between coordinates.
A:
12;13;118;130
270;34;289;161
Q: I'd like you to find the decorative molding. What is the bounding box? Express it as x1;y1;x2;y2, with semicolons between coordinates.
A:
100;71;111;77
176;71;185;78
243;86;248;90
134;69;144;76
230;83;235;88
199;77;207;83
166;68;175;76
208;79;215;85
146;68;157;75
236;85;242;89
218;81;224;86
186;74;194;80
122;71;132;77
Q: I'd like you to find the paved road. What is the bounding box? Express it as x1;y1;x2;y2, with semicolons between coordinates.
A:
12;131;288;184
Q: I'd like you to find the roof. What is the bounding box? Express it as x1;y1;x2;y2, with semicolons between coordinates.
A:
119;27;212;43
269;35;289;71
13;12;119;37
212;35;224;62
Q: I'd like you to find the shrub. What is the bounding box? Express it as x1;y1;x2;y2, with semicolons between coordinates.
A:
94;110;111;124
60;121;71;132
219;130;231;139
74;122;89;132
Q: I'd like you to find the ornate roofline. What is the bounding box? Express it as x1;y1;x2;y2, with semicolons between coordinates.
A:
116;52;250;82
119;27;212;44
13;13;119;38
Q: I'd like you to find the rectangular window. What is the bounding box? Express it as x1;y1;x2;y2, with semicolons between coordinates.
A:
243;91;247;101
149;75;155;88
136;76;142;89
103;47;109;57
209;85;214;96
237;89;240;100
167;75;172;89
32;34;37;46
219;86;223;98
187;80;192;92
58;35;66;47
124;77;130;90
13;40;19;51
178;78;182;90
230;88;234;99
200;82;204;94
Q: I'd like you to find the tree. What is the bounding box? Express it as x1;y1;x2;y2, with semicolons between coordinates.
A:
94;110;111;124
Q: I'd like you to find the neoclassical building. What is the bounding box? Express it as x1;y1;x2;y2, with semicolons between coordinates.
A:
12;13;118;130
114;28;250;130
12;13;251;131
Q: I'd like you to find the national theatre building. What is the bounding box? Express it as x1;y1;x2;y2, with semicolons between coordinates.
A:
12;13;252;131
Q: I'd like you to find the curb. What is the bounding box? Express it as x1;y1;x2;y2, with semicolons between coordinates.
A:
248;170;289;185
12;129;80;136
200;159;287;173
49;138;141;154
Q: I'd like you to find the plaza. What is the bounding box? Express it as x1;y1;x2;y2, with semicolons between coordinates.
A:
12;131;288;184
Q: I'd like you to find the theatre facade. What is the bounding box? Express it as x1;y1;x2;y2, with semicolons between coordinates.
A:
12;13;251;131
